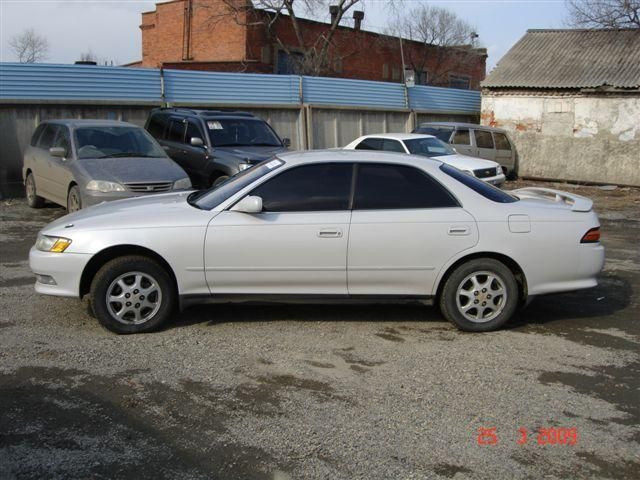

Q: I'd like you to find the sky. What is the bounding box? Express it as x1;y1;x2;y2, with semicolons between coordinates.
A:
0;0;568;70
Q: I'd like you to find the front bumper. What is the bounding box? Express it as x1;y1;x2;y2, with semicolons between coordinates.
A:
29;246;93;298
481;173;506;186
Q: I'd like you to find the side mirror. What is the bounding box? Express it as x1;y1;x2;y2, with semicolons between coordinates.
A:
231;195;263;214
282;138;291;148
49;147;67;158
190;137;204;147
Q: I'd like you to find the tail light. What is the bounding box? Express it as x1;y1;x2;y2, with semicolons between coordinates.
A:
581;227;600;243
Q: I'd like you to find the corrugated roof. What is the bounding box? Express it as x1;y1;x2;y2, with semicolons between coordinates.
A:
482;29;640;89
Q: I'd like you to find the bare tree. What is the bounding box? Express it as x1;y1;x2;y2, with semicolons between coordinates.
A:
9;28;49;63
386;4;478;87
201;0;373;76
566;0;640;28
80;50;98;62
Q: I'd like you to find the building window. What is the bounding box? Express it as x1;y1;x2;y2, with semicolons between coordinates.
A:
416;70;428;85
277;50;304;75
392;67;401;81
382;64;389;80
449;74;470;90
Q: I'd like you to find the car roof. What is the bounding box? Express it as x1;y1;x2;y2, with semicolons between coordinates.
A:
151;108;256;119
417;122;508;133
41;119;139;128
277;149;444;168
354;133;436;141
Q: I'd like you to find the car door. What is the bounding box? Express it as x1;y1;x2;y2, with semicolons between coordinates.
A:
47;125;73;205
31;124;59;200
163;117;190;172
181;120;209;182
450;127;476;157
492;131;515;172
473;129;497;161
347;163;478;296
204;163;353;295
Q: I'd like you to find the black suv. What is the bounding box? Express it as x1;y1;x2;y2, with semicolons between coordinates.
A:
145;108;290;187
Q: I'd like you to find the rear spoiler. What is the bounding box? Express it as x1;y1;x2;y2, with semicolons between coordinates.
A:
511;187;593;212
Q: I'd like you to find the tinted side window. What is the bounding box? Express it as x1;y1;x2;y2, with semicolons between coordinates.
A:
167;119;186;143
355;138;383;150
493;132;512;150
451;129;470;145
251;163;353;212
147;114;168;139
354;164;458;210
382;139;405;153
38;124;59;149
474;130;495;149
52;127;71;154
185;121;203;143
30;124;46;146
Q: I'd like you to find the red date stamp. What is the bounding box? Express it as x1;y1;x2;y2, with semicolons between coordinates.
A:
477;427;578;446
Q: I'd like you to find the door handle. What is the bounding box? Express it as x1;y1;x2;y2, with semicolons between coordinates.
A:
318;228;342;238
448;226;470;236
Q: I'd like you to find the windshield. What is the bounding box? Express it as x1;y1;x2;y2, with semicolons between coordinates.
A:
405;137;456;157
189;158;285;210
206;118;282;147
440;164;517;203
75;126;166;159
415;127;454;143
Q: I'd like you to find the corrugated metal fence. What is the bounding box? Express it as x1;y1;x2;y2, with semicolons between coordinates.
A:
0;63;480;196
0;63;479;112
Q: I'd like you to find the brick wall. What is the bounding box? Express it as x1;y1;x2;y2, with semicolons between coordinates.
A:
138;0;486;89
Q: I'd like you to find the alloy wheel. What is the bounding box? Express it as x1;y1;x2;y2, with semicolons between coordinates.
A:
106;271;162;325
455;270;507;323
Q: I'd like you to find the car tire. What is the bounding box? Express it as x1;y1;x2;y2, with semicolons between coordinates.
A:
25;173;45;208
439;258;519;332
212;175;229;187
90;255;176;334
67;185;82;212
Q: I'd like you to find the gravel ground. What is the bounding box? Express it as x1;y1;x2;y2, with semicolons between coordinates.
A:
1;181;639;479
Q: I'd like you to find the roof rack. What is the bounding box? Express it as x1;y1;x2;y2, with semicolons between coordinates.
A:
154;107;255;118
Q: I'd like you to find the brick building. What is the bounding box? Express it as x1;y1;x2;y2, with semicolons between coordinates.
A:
131;0;487;90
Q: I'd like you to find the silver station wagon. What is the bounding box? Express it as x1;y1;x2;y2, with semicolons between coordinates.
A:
23;119;192;212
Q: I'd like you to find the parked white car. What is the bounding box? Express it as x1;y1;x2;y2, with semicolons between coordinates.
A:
30;150;603;334
344;133;505;185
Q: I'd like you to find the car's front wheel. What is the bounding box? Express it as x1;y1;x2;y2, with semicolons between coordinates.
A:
25;173;45;208
90;255;176;334
439;258;519;332
67;185;82;212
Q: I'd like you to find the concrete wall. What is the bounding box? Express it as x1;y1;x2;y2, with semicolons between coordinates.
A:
481;93;640;186
0;102;474;198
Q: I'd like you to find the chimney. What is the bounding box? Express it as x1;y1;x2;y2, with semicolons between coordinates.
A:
353;10;364;30
329;5;339;24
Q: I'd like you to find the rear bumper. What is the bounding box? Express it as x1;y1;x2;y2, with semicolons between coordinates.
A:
29;247;92;298
528;244;605;296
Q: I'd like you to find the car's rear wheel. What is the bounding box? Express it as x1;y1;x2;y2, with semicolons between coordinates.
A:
25;173;45;208
90;255;176;334
67;185;82;212
439;258;518;332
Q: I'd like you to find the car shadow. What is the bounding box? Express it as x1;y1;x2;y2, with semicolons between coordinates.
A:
169;272;634;334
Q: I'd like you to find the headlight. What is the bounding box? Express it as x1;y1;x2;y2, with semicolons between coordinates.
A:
86;180;125;193
238;162;252;171
36;235;72;253
496;167;503;176
174;177;192;190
